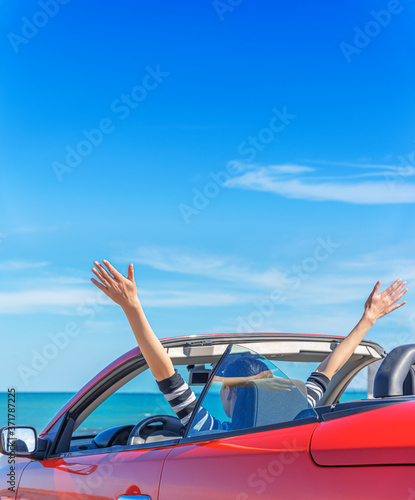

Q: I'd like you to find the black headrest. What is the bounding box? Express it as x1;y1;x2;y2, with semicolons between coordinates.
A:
373;344;415;398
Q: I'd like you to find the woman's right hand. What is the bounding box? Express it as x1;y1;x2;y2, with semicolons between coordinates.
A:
91;260;140;310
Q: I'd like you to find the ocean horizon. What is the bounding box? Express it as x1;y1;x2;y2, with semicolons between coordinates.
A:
1;390;367;435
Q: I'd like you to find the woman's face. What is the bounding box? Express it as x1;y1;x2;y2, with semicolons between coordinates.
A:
220;385;237;418
219;385;230;417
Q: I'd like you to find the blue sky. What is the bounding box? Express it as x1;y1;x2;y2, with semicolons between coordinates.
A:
1;0;415;392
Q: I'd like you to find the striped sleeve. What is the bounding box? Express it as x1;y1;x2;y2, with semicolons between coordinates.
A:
305;371;330;407
156;370;197;425
156;371;231;433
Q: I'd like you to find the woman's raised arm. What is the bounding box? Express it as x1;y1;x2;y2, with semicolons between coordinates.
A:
91;260;175;381
316;279;407;380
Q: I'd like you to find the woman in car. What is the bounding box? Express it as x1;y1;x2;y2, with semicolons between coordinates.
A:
91;260;407;432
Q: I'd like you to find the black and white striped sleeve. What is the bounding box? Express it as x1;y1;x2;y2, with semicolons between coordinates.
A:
305;371;330;407
156;370;197;426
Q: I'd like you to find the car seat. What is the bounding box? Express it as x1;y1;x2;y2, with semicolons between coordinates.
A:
231;377;312;430
374;344;415;397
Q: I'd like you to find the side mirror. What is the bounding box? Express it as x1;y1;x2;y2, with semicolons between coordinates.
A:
0;426;37;456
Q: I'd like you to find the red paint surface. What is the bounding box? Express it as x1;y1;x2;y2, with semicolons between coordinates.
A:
16;446;173;499
311;401;415;466
19;332;411;500
159;421;415;500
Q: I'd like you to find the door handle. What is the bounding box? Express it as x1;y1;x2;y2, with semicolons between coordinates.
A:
118;497;151;500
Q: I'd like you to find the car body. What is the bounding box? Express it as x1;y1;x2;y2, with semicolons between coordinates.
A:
1;332;415;499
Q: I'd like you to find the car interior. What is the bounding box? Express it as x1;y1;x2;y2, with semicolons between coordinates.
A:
45;336;415;457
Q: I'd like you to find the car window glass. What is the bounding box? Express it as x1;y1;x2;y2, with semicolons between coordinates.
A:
339;365;369;402
74;364;203;437
187;344;318;438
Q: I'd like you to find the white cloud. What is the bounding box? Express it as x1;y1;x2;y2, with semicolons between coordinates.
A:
117;245;413;335
115;249;356;321
266;164;315;175
0;285;253;314
36;276;90;285
0;245;410;317
125;247;286;289
225;162;415;204
304;160;415;173
139;289;249;307
338;247;415;281
0;288;96;314
0;260;49;271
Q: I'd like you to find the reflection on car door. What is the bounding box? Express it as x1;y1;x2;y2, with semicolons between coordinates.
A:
159;344;415;500
159;422;318;500
16;446;175;499
159;343;320;500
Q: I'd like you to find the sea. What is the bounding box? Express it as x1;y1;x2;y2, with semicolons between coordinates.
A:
0;390;367;436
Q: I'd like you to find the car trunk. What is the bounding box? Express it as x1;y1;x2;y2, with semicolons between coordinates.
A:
310;400;415;466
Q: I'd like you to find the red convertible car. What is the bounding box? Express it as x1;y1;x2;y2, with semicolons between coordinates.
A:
1;332;415;499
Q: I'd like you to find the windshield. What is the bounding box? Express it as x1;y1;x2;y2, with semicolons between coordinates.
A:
187;344;318;437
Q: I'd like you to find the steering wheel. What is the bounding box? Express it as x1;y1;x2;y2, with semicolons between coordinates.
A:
128;415;184;445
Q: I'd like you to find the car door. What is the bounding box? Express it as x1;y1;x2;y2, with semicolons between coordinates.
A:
159;344;321;500
16;445;174;500
15;361;188;500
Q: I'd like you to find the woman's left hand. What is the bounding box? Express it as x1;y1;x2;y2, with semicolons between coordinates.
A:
364;279;408;324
